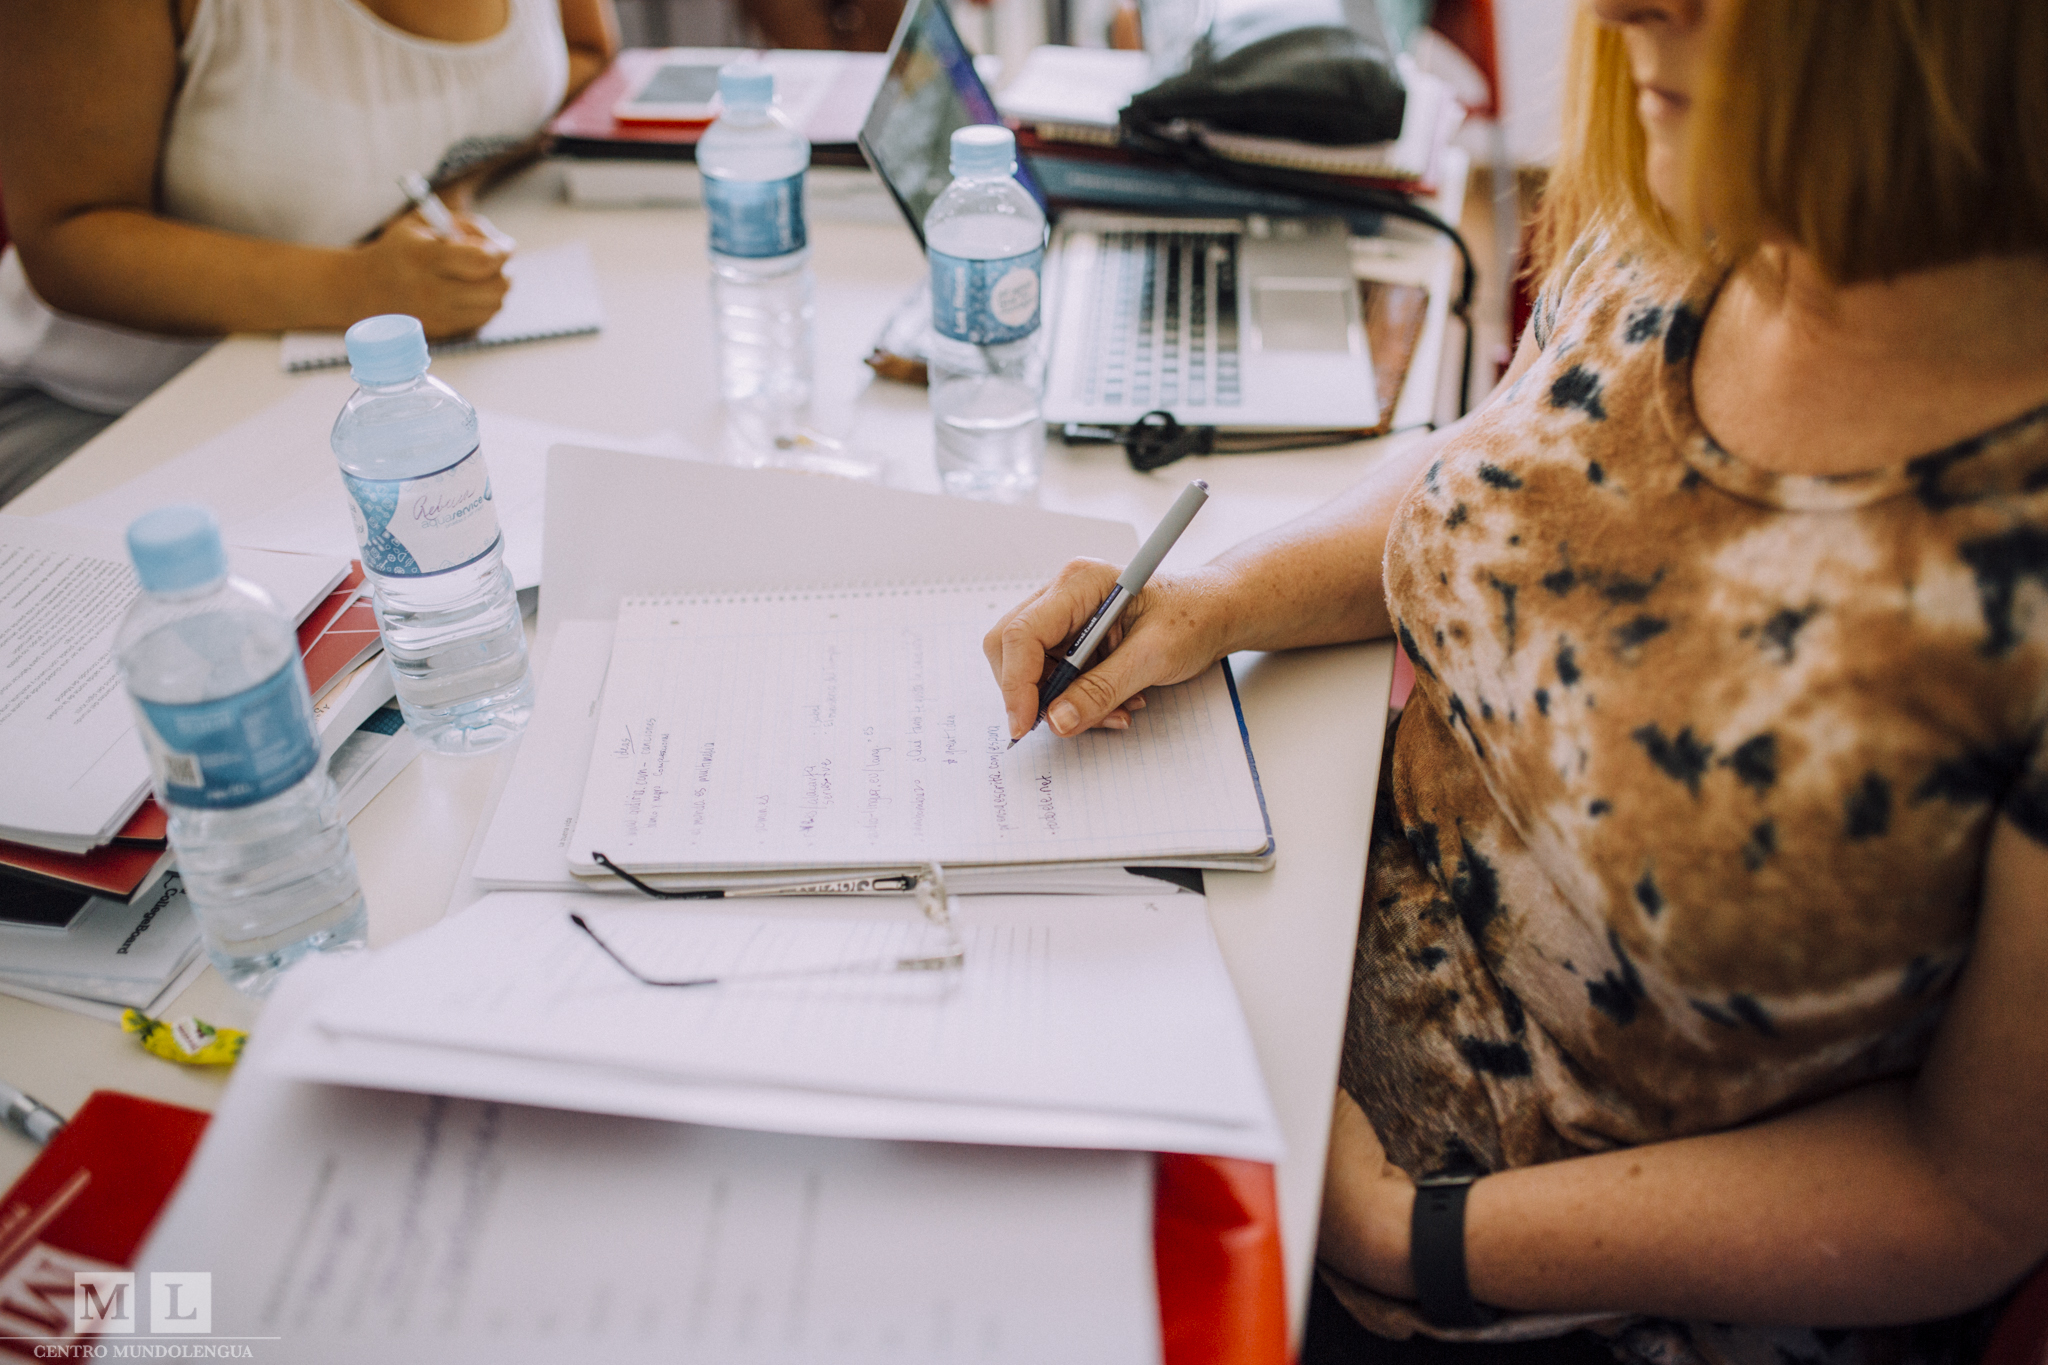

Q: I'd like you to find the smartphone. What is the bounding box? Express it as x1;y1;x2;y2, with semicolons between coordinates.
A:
614;61;726;124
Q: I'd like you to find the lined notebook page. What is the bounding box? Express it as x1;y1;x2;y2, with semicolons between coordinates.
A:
567;583;1269;873
280;241;605;371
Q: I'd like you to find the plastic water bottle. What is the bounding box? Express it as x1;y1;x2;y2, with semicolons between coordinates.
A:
925;125;1048;501
700;62;814;460
115;506;366;996
330;314;533;754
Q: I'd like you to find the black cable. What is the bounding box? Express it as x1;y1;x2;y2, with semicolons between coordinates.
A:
1114;115;1480;419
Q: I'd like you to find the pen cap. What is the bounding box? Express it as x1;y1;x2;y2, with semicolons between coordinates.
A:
344;314;430;386
719;63;774;109
127;504;228;594
1117;479;1210;592
949;125;1017;178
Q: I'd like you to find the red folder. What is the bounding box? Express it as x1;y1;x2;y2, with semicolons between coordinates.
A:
0;1093;210;1358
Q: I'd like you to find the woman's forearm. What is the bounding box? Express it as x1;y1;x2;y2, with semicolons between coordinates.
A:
20;205;513;340
20;208;366;336
1197;431;1443;656
1462;1080;2035;1324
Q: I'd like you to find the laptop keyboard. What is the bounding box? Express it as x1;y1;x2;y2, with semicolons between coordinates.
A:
1072;231;1242;412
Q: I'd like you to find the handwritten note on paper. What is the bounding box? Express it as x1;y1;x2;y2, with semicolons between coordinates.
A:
568;584;1269;873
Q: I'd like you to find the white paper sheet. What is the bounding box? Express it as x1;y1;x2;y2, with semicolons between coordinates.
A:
570;588;1270;873
46;387;688;591
0;515;346;849
274;890;1281;1159
280;241;606;371
533;448;1141;642
144;958;1163;1363
0;949;208;1022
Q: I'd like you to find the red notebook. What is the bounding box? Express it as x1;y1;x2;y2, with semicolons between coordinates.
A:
0;1093;210;1357
296;564;380;704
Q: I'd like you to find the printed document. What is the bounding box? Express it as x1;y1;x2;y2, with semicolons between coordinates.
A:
146;960;1162;1363
0;516;345;850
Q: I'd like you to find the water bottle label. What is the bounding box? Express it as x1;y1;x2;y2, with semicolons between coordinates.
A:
705;171;807;258
341;445;502;577
135;658;320;810
929;247;1043;345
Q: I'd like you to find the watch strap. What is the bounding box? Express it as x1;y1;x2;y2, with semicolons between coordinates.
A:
1410;1173;1498;1329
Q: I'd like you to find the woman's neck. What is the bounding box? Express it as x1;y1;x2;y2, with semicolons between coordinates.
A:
1693;247;2048;476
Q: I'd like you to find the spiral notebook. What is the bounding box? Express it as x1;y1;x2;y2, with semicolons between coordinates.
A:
566;584;1273;881
279;241;605;372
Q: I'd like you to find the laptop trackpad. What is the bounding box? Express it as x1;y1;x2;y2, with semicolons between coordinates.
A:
1252;283;1353;352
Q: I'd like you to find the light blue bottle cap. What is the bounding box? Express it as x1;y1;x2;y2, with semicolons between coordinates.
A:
344;314;430;386
719;63;774;108
949;124;1017;177
127;505;227;593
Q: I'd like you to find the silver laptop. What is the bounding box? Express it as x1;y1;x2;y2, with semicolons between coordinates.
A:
859;0;1380;432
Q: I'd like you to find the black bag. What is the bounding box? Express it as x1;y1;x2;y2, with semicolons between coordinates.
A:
1122;11;1406;147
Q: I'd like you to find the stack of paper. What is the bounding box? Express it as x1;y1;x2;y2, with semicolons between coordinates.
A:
143;959;1164;1363
0;872;204;1018
0;516;349;854
0;699;424;1021
328;703;424;825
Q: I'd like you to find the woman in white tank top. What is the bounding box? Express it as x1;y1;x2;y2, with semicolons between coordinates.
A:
0;0;617;505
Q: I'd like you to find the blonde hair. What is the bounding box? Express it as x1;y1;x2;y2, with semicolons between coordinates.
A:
1532;0;2048;285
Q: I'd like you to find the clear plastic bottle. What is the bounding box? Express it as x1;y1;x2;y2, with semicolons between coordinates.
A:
699;62;814;461
330;314;533;754
115;505;366;996
924;124;1048;501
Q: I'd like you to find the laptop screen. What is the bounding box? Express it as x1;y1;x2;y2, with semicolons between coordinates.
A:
859;0;1048;248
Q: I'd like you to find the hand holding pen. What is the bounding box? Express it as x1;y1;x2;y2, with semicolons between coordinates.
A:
359;171;513;337
986;480;1216;744
399;172;517;255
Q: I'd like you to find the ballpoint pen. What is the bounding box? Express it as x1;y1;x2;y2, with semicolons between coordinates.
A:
591;852;918;899
398;171;461;239
1011;478;1210;748
1;1080;65;1146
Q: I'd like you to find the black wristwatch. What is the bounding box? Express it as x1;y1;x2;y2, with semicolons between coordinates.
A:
1410;1172;1499;1329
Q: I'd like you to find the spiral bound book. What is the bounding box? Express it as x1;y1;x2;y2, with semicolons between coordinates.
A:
279;242;605;372
566;584;1273;879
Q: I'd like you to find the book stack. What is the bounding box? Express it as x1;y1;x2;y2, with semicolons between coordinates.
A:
996;46;1465;229
0;519;417;1017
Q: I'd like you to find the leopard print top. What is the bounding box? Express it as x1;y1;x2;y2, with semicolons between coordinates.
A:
1333;230;2048;1364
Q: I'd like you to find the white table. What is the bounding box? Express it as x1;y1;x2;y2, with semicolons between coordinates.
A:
0;160;1463;1342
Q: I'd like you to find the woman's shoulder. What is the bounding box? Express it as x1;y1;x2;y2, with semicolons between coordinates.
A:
1530;222;1695;354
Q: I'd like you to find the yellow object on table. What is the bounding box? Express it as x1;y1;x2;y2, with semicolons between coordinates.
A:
122;1010;247;1067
